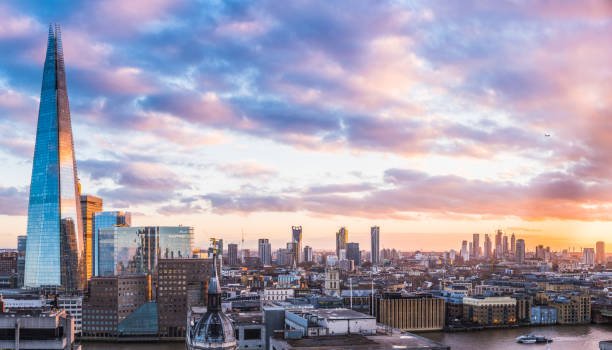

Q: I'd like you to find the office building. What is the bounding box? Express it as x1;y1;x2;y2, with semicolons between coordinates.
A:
324;269;340;296
472;233;479;258
346;242;361;267
57;295;83;335
228;243;238;266
371;226;380;265
158;258;215;337
460;240;469;261
82;275;148;338
530;306;558;325
303;246;313;263
258;238;272;265
484;234;492;259
286;242;298;267
0;252;18;275
516;239;526;264
0;308;77;350
17;235;26;287
503;235;509;256
336;227;348;259
463;296;517;326
271;308;449;350
80;195;103;281
583;248;595;266
495;230;503;259
292;226;303;263
93;211;131;276
96;226;193;276
510;233;516;255
596;241;606;265
373;293;445;331
25;25;85;292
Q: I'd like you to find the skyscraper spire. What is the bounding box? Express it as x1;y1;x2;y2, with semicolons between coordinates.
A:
24;24;85;292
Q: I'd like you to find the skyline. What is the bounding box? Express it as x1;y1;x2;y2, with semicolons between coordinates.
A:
1;1;612;251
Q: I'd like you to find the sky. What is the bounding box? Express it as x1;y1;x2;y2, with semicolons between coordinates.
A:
0;0;611;253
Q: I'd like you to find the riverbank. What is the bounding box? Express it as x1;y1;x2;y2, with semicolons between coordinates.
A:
421;324;612;350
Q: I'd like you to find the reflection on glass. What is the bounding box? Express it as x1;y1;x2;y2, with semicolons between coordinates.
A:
24;24;85;292
97;226;193;276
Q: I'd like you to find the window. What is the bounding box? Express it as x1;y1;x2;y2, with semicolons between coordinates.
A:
244;328;261;340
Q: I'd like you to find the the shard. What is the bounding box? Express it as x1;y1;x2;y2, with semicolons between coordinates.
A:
24;24;85;292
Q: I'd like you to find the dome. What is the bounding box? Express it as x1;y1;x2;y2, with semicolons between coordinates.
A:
191;309;236;346
187;254;237;350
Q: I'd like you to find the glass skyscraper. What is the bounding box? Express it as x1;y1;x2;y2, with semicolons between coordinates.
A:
24;25;85;292
96;226;193;276
93;211;132;276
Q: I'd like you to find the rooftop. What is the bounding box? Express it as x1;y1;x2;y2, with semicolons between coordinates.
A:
307;309;375;320
277;333;449;349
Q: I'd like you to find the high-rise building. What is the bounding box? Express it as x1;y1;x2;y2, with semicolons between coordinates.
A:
25;25;85;292
303;246;313;263
158;258;215;338
17;235;26;287
346;242;360;267
510;233;516;255
472;233;480;259
371;226;380;265
336;227;348;259
82;275;148;338
80;195;103;281
484;234;492;259
596;241;605;265
286;242;298;267
495;230;503;259
291;226;303;263
516;239;525;264
503;235;509;256
96;226;192;276
228;243;238;266
461;240;469;261
583;248;595;266
258;239;272;265
92;211;131;276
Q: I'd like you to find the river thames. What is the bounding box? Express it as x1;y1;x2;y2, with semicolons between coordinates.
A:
81;324;611;349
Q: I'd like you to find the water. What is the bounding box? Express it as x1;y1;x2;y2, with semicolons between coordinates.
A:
421;324;612;350
82;342;184;350
81;325;612;349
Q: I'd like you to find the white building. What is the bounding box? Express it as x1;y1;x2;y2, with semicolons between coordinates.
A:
324;269;340;296
262;288;295;301
57;295;83;335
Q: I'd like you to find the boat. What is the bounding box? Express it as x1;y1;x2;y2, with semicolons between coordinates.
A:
516;334;553;344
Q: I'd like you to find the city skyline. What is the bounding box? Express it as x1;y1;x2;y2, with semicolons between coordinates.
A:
1;1;612;252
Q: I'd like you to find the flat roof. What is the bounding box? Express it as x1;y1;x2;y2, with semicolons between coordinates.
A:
278;333;450;349
307;309;375;320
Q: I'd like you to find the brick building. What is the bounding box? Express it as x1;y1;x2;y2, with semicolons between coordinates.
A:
82;275;148;338
157;258;215;337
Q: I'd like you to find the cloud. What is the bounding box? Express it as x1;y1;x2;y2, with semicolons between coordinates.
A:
0;186;28;216
216;160;277;179
202;168;612;221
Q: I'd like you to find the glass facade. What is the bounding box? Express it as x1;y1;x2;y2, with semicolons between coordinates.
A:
93;211;132;276
97;226;193;276
80;195;103;280
24;25;85;292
